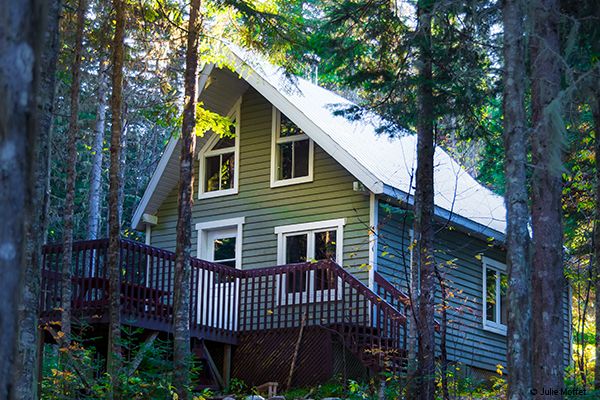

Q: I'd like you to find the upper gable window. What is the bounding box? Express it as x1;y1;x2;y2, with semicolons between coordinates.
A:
270;107;314;188
198;101;240;199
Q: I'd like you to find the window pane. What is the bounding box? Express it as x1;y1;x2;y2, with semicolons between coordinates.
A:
500;272;508;325
280;114;304;137
278;142;293;180
220;152;235;189
293;139;309;178
315;230;336;261
214;237;236;262
486;268;496;322
285;234;307;294
285;234;307;263
212;136;235;150
205;155;220;192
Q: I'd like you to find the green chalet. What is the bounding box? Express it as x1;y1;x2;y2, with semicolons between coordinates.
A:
40;45;571;389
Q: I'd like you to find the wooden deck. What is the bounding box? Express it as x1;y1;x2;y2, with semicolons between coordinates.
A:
41;238;412;386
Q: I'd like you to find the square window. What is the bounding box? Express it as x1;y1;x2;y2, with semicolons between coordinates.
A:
271;108;313;187
280;225;341;296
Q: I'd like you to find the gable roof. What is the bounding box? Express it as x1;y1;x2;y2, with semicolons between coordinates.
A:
132;44;506;241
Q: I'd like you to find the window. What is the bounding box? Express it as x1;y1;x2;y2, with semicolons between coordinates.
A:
198;101;240;199
270;108;314;187
275;219;344;300
482;257;507;335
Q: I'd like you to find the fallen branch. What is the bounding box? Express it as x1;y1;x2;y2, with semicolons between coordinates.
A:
127;331;159;377
287;313;307;390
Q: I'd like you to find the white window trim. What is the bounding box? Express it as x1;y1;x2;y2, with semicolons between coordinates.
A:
368;193;378;290
198;99;241;199
482;256;507;335
270;107;314;188
195;217;245;270
275;219;345;304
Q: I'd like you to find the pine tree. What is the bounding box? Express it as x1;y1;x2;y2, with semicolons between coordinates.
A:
107;0;126;396
530;0;564;394
502;0;532;397
0;0;47;396
13;0;63;396
60;0;87;343
173;0;202;397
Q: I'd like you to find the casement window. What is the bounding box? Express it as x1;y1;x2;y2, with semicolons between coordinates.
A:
275;219;344;301
482;257;508;335
270;107;314;187
198;101;240;199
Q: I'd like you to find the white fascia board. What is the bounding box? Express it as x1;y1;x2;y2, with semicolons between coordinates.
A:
382;184;506;243
225;49;384;195
132;63;216;231
131;137;178;230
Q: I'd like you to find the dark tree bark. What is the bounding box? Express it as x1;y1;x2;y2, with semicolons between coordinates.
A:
60;0;87;342
173;0;202;397
530;0;564;395
502;0;533;398
12;0;62;397
414;1;436;399
0;0;45;397
592;89;600;390
107;0;126;396
87;55;108;240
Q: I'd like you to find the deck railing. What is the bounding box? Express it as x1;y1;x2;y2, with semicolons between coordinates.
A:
41;239;410;369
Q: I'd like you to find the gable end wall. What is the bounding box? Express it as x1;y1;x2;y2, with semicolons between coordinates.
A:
150;88;371;280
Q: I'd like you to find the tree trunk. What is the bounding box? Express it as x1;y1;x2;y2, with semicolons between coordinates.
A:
107;0;126;396
173;0;202;397
414;1;436;399
60;0;87;342
12;0;62;397
406;239;419;399
0;0;45;397
87;55;108;240
592;89;600;390
530;0;564;395
502;0;533;398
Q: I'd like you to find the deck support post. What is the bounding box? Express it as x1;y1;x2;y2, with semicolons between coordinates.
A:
222;344;232;386
37;326;45;396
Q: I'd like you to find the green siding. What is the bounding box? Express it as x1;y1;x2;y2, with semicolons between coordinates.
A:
377;201;571;372
151;88;371;281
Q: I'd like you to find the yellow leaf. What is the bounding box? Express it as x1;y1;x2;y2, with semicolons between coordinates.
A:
496;364;504;376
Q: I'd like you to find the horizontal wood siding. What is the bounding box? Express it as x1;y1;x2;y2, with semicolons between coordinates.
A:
376;201;571;372
151;88;371;283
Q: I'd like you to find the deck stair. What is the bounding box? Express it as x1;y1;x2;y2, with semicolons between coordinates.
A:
40;239;413;385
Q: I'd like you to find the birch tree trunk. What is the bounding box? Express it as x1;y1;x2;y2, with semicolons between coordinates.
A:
530;0;564;395
87;55;108;240
60;0;87;342
173;0;202;397
502;0;533;398
107;0;126;396
13;0;62;397
414;1;436;399
0;0;45;396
